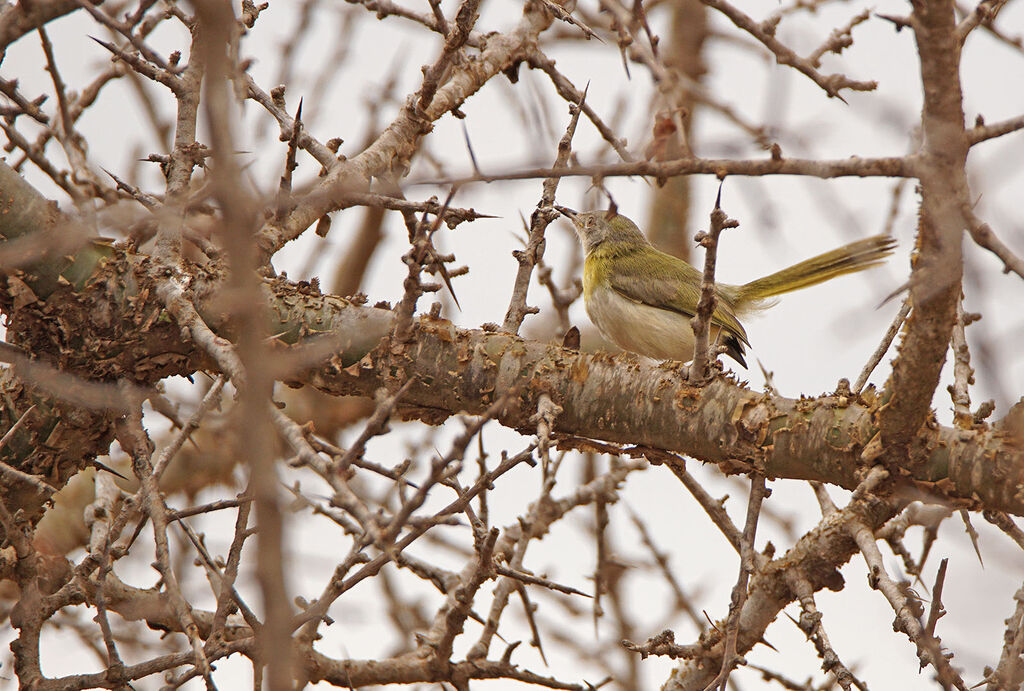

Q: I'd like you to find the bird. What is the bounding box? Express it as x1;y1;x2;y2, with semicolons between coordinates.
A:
556;207;897;367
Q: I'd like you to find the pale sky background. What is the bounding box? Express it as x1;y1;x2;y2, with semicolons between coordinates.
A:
3;0;1024;688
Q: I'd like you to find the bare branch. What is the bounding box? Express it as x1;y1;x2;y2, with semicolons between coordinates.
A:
700;0;877;99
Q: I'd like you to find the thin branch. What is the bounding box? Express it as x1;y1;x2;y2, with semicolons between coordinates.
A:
785;571;867;690
846;487;967;690
689;187;738;382
967;111;1024;145
705;472;768;690
964;207;1024;280
502;85;587;333
700;0;877;99
622;630;709;660
853;298;911;394
494;564;591;598
413;154;916;187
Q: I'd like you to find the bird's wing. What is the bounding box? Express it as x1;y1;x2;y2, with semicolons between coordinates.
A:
606;256;750;346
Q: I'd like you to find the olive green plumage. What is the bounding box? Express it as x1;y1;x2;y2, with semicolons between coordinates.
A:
559;208;897;367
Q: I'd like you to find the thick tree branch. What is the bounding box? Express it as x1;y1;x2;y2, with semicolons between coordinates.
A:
303;312;1024;515
877;0;967;456
0;0;82;51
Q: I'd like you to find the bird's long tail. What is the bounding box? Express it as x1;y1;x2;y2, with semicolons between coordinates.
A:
735;235;897;308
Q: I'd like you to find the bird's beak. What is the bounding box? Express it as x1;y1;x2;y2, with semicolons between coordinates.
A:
554;205;578;221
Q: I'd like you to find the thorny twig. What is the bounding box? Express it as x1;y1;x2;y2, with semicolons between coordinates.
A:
152;376;225;480
705;472;768;691
690;186;738;383
295;443;540;632
503;84;588;333
846;483;968;690
393;188;461;342
114;394;215;687
623;629;709;660
784;571;867;691
532;393;563;480
949;297;977;428
701;0;877;100
600;0;692;157
527;53;633;161
495;564;591;598
331;379;417;474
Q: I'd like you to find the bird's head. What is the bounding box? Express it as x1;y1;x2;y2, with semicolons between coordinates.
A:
555;207;647;254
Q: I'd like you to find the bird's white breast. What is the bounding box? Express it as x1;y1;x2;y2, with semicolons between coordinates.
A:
585;284;698;361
